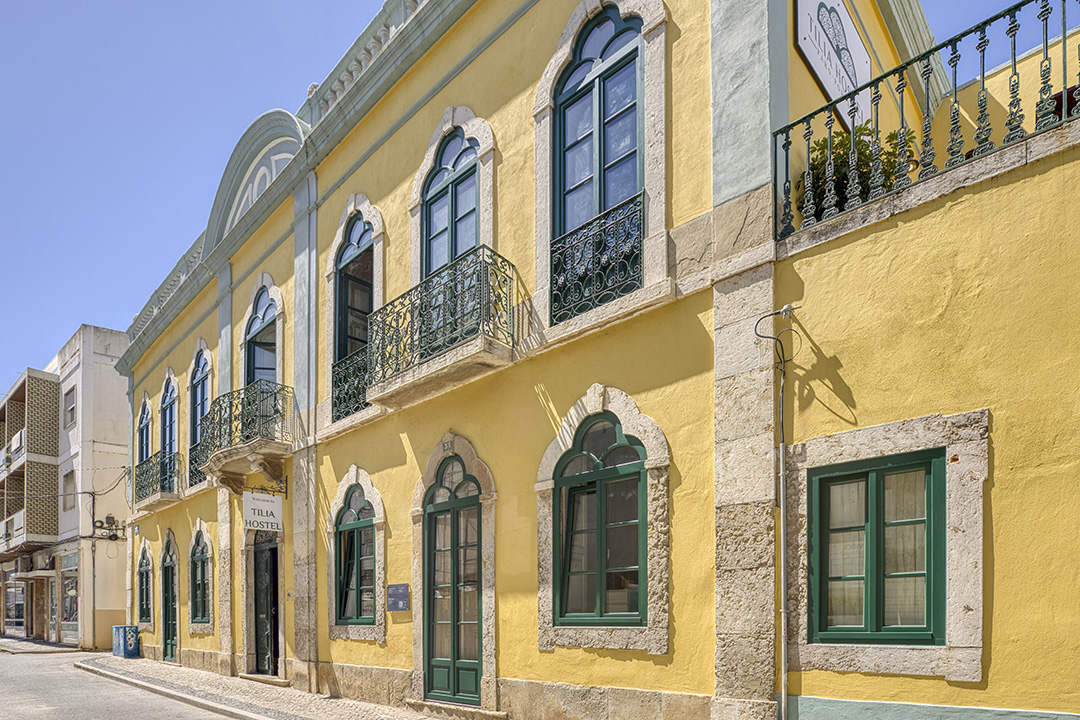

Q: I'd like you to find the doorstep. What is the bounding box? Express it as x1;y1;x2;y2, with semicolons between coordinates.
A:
404;697;508;720
239;672;292;687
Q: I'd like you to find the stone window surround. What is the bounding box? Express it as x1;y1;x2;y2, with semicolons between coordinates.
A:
535;383;671;655
187;518;214;636
531;0;668;330
186;339;214;490
325;464;387;643
408;106;495;289
137;537;154;633
785;409;988;683
161;529;180;658
408;432;498;711
237;273;287;387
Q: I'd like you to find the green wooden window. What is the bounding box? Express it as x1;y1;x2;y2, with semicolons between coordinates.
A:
137;549;152;623
423;129;479;278
555;7;643;235
137;403;151;463
553;412;646;625
335;215;374;362
160;381;177;456
190;531;211;624
808;449;946;645
245;288;277;385
336;485;376;624
190;352;210;445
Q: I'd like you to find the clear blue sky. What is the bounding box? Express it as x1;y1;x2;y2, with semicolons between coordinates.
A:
0;1;1053;392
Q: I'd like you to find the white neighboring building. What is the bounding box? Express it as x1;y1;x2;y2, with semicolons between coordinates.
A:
0;324;129;648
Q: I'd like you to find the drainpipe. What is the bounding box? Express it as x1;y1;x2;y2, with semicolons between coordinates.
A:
754;304;799;720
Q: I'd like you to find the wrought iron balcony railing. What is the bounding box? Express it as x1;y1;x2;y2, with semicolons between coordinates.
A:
188;441;208;488
134;450;181;502
774;0;1080;238
551;191;643;325
199;379;295;459
368;244;516;384
332;346;373;422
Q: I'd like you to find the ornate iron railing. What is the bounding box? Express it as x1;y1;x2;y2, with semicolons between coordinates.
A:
332;346;373;422
134;450;181;502
774;0;1079;238
199;379;295;458
188;441;207;487
550;191;643;325
369;245;516;383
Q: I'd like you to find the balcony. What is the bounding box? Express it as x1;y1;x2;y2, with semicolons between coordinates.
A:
188;440;208;489
199;379;294;492
774;0;1080;241
332;346;373;423
134;450;182;511
550;191;644;325
361;245;517;410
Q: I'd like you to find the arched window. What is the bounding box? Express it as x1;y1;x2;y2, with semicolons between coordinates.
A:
555;9;642;235
190;352;210;445
160;381;177;457
137;403;152;463
190;531;211;624
553;411;646;623
335;215;374;362
335;485;376;624
245;288;277;385
137;548;152;623
423;129;479;277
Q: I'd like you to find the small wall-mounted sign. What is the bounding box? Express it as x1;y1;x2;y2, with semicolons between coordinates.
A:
796;0;873;125
387;583;410;612
243;492;284;533
134;525;139;536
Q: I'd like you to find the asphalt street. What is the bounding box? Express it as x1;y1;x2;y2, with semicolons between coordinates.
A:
0;651;224;720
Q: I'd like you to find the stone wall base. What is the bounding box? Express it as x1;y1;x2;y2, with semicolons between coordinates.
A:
140;644;162;661
316;660;412;708
285;658;318;693
179;647;229;674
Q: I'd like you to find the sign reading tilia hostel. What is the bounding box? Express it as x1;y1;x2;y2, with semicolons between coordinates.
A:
243;492;284;533
797;0;872;125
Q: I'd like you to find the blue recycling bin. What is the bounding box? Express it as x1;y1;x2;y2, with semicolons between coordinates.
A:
112;625;139;658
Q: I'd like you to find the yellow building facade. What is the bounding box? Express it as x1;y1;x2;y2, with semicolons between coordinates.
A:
119;0;1080;718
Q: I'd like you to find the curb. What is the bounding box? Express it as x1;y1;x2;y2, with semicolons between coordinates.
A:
74;661;276;720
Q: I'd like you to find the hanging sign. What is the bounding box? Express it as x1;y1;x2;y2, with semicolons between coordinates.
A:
243;492;284;532
797;0;873;125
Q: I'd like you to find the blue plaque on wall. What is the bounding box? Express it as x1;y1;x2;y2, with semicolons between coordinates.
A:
387;583;410;612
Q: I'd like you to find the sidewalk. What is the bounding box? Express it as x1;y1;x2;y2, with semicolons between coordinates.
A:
77;654;429;720
0;636;81;654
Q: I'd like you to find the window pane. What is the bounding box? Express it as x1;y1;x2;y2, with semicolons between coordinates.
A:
566;573;595;614
439;135;462;167
429;230;449;271
564;94;593;144
884;576;926;626
604;62;636;117
828;480;865;528
563;62;593;92
341;586;356;619
606;524;638;569
569;530;595;572
456;146;477;168
459;625;478;661
433;623;451;659
459;547;479;584
434;550;452;586
564;181;594;232
602;30;637;59
360;557;374;587
460;585;478;622
360;589;374;618
456;173;476;215
429;193;449;233
571;490;596;530
604;108;637;163
347;314;368;343
434;586;451;621
455;211;477;255
603;154;637;209
431;486;451;504
561;454;593;477
603;445;639;468
605;570;638;613
605;478;638;524
884;470;926;522
583;19;614;58
827;579;863;626
459;508;478;546
347;282;371;311
454;481;479;499
435;514;450;549
442;462;464;487
564;137;594;189
828;530;864;577
583;420;616;457
884;523;925;574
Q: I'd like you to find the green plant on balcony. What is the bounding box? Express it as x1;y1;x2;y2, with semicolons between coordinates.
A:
795;120;912;222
